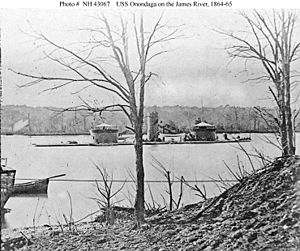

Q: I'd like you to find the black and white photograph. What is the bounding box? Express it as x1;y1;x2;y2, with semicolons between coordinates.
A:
1;1;300;250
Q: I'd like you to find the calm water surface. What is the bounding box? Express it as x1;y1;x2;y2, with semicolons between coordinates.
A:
1;133;299;229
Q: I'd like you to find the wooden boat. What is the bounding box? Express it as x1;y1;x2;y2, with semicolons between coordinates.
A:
1;158;16;211
13;178;49;195
12;174;66;195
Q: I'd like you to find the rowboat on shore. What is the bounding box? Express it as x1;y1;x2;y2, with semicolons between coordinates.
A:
1;158;16;211
12;174;66;195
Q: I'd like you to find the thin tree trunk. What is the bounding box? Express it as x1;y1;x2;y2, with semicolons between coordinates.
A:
286;107;294;155
281;23;295;155
134;128;145;223
281;11;295;156
280;103;289;156
166;171;173;211
277;78;289;156
284;55;295;155
133;14;146;224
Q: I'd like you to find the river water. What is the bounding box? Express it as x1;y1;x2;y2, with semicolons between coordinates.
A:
1;133;299;229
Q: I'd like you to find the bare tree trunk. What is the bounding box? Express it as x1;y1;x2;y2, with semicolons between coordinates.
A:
134;127;145;223
133;15;146;223
285;72;295;155
166;171;173;211
279;89;289;156
282;18;295;156
286;109;294;154
284;57;295;155
281;122;288;155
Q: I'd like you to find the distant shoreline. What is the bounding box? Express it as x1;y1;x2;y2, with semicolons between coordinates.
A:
1;131;299;136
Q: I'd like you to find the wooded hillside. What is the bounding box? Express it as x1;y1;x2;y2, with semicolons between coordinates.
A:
1;105;300;134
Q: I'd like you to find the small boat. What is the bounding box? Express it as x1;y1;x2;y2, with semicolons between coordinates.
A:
1;158;16;211
13;178;49;195
12;174;66;195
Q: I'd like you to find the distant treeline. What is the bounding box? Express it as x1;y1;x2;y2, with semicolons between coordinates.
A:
1;105;300;134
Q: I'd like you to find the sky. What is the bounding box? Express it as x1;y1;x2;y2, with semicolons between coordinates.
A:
1;8;300;108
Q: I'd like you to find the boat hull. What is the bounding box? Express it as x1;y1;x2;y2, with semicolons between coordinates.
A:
12;179;49;195
34;139;252;147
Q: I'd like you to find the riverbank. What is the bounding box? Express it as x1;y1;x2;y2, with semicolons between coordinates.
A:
1;156;299;250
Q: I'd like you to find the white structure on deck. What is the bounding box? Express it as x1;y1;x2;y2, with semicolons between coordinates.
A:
158;133;185;143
